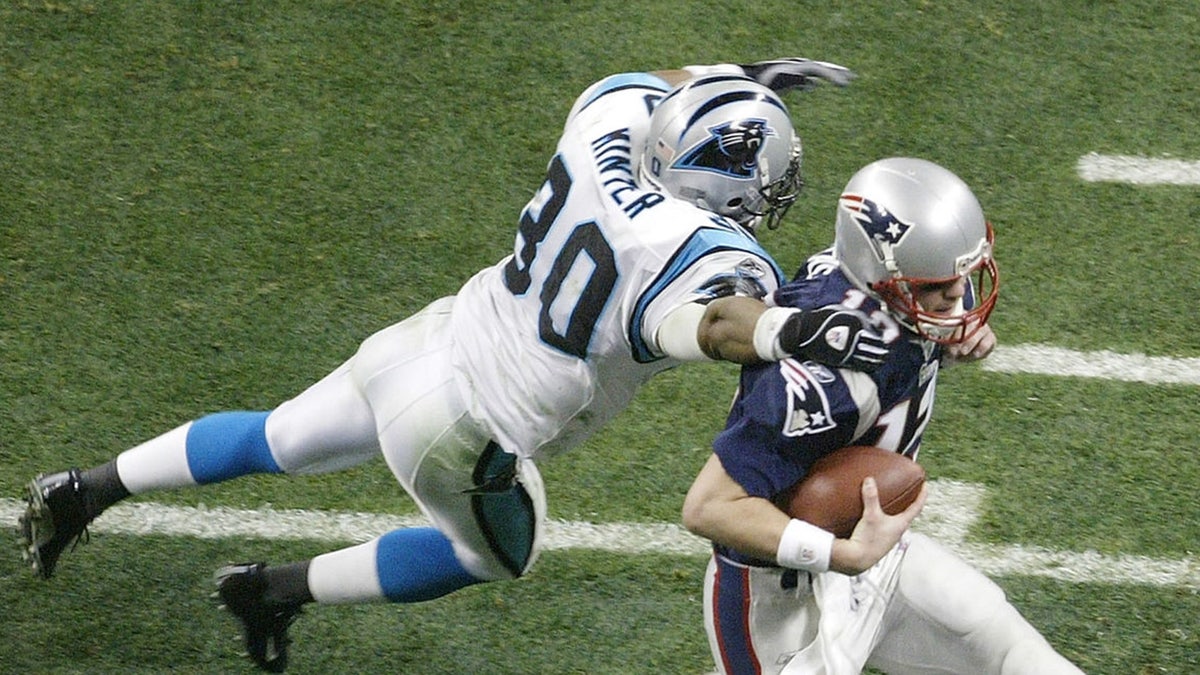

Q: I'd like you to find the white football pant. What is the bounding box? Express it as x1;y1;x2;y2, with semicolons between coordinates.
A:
266;296;547;583
704;532;1083;674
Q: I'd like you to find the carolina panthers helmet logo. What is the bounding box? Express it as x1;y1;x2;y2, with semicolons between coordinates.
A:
673;119;774;178
840;194;914;261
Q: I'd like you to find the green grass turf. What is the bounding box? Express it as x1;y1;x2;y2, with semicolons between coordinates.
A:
1;537;1196;673
2;1;1198;673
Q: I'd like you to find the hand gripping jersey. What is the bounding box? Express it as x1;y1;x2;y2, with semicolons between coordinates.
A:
713;249;941;565
449;73;784;461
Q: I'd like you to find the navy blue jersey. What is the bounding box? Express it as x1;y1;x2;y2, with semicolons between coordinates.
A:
712;248;942;565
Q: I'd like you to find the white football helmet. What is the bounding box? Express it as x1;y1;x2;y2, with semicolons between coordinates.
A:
834;157;999;344
636;75;803;231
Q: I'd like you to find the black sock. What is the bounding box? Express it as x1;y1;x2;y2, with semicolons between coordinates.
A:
79;460;131;520
263;561;315;606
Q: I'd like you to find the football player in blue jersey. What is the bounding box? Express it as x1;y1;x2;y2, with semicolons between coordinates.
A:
682;157;1083;673
18;59;888;671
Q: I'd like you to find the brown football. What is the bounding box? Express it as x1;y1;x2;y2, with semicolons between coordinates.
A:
783;446;926;539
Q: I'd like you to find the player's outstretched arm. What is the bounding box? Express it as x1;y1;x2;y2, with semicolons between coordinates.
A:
693;296;767;364
665;58;856;92
657;296;886;369
651;56;855;93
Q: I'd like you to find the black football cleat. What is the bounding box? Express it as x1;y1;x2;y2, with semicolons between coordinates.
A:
215;563;304;673
19;469;93;579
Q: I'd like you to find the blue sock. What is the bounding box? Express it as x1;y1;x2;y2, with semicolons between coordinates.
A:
185;411;282;484
375;527;482;602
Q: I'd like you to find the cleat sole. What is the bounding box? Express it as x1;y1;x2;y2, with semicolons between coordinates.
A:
17;470;92;580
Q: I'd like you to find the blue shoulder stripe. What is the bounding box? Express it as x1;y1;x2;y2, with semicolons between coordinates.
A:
629;226;784;363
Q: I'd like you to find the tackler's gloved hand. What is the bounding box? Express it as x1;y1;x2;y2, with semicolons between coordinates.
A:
738;58;857;92
779;306;887;371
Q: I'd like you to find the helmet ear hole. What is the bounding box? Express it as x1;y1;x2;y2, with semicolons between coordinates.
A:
726;197;744;209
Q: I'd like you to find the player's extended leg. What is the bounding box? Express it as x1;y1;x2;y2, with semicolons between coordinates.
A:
305;295;547;598
215;297;546;670
214;438;545;673
864;532;1083;674
295;441;545;603
19;350;382;580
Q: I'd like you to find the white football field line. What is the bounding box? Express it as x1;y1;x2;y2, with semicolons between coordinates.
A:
984;344;1200;385
4;345;1197;589
1077;152;1200;185
2;477;1195;589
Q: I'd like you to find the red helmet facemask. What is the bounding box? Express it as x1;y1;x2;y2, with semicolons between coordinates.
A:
871;223;1000;345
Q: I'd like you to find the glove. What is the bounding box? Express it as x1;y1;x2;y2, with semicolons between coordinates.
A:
738;58;857;93
778;306;887;371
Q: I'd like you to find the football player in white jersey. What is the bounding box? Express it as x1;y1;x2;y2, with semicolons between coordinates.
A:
19;58;887;671
682;157;1083;674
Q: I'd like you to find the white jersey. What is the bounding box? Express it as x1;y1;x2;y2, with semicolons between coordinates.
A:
449;73;783;460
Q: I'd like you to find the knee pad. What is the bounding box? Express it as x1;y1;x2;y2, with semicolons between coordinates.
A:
898;533;1008;635
887;534;1078;673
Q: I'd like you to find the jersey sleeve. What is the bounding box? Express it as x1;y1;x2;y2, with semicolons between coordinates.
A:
630;226;785;362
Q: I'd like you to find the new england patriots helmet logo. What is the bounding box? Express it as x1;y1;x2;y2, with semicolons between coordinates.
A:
673;119;774;178
840;194;914;262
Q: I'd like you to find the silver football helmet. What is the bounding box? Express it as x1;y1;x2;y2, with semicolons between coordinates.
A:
834;157;999;344
637;75;803;231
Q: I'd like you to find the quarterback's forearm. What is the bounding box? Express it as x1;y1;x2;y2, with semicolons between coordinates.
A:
685;455;837;572
685;455;925;576
685;492;887;576
682;455;789;560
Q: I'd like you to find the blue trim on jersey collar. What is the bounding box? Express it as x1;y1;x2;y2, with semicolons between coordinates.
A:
579;72;670;112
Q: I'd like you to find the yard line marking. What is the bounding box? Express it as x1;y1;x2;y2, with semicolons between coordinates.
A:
1077;153;1200;185
3;480;1195;589
959;543;1197;589
983;344;1200;385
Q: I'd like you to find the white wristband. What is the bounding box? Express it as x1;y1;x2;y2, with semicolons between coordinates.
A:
682;64;746;79
753;306;802;361
776;518;834;573
655;302;710;362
